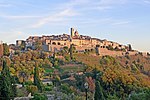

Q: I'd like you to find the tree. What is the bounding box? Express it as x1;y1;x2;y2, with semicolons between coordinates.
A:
69;44;73;60
128;44;132;51
34;62;43;92
32;93;48;100
3;43;9;56
51;52;58;67
0;60;16;100
94;80;105;100
18;71;27;87
63;46;69;53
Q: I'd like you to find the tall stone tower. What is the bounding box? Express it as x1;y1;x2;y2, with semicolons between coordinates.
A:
71;28;75;37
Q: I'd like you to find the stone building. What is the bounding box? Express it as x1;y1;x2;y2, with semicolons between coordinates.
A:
23;28;129;54
16;40;26;46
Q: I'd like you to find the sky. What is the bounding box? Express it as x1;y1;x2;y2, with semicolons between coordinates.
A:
0;0;150;52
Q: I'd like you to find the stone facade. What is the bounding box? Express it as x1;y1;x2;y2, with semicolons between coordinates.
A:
23;28;129;53
96;47;138;57
13;28;144;57
16;40;26;46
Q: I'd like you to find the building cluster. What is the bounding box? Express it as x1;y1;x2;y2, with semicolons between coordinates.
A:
0;28;149;57
16;28;129;53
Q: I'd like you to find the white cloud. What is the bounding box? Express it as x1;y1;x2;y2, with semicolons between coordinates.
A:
111;21;130;25
0;15;40;19
31;9;78;28
94;0;128;10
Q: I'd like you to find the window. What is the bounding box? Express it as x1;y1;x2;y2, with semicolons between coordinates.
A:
52;42;56;45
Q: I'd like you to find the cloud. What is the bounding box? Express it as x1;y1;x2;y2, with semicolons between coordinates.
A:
92;0;128;10
64;0;129;12
111;21;130;25
0;15;40;19
31;9;78;28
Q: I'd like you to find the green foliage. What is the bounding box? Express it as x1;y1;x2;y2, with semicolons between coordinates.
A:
32;93;48;100
44;86;52;91
69;44;73;60
61;83;73;94
94;80;105;100
3;43;9;56
34;63;43;92
107;94;120;100
129;89;150;100
26;85;38;95
0;60;16;100
25;80;33;85
65;55;70;61
16;87;28;97
100;55;119;66
131;63;139;73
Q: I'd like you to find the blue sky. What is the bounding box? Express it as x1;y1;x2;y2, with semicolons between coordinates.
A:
0;0;150;52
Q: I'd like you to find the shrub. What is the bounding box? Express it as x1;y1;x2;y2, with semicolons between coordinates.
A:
61;83;73;94
44;86;52;91
25;81;33;85
26;85;38;95
32;93;48;100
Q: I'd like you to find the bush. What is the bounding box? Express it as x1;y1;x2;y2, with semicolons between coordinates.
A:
32;93;48;100
16;87;28;97
25;81;33;85
131;64;139;73
65;55;70;61
26;85;38;95
61;83;73;94
44;86;52;91
129;88;150;100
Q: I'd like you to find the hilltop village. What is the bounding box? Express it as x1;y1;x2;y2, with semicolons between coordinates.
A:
15;28;148;56
0;28;150;100
0;28;148;57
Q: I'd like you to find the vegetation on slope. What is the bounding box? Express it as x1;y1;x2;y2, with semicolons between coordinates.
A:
0;46;150;99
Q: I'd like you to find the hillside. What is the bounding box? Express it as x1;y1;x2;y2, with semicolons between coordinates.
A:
0;43;150;99
74;53;150;87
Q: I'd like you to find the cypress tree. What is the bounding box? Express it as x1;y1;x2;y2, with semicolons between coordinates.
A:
34;62;43;92
0;60;15;100
69;44;73;60
128;44;132;51
94;80;105;100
